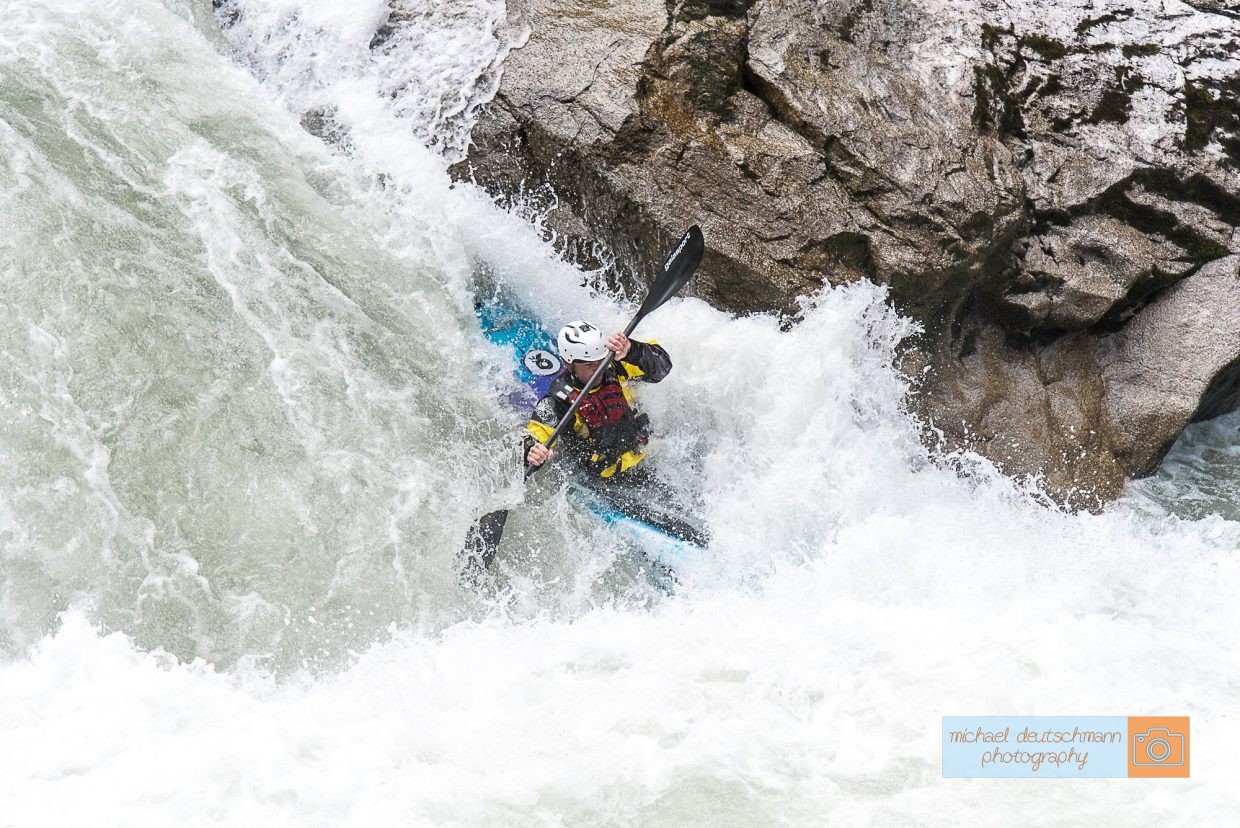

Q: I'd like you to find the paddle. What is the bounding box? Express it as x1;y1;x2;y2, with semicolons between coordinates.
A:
461;225;705;573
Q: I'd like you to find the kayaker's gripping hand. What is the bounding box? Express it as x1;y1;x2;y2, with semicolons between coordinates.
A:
607;332;630;360
527;441;554;467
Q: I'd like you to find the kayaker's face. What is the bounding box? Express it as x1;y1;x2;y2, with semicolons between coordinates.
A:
570;358;603;383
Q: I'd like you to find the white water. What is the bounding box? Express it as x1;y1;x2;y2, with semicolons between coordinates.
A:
1;0;1238;824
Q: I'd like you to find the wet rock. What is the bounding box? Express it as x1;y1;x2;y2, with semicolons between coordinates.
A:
998;214;1193;333
1099;255;1240;477
743;0;1027;320
455;0;1025;318
1182;1;1240;22
914;319;1125;507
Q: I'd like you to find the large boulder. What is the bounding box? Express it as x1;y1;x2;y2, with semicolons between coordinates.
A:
458;0;1028;320
1100;255;1240;477
912;254;1240;505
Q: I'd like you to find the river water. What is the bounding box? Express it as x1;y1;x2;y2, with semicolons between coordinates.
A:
1;1;1237;824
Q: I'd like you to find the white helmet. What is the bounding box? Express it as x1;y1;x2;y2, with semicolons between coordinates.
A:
557;320;608;363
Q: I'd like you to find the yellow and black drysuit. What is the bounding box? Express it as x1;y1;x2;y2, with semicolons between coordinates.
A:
522;340;706;547
523;339;671;478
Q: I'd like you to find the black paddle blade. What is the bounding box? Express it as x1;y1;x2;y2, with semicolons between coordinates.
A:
636;225;704;322
459;508;509;581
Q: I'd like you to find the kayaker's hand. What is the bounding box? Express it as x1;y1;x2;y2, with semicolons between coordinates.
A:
607;332;630;360
527;442;554;466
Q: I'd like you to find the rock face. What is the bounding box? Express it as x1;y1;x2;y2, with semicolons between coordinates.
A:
446;0;1240;505
456;0;1030;320
921;256;1240;505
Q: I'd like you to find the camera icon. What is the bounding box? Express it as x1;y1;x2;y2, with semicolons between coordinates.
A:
1132;727;1185;766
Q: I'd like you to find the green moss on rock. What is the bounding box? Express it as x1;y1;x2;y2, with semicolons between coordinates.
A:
1085;67;1146;125
981;23;1012;52
1075;9;1134;37
672;0;754;22
1018;33;1069;62
1089;87;1132;123
973;65;1026;139
1183;78;1240;166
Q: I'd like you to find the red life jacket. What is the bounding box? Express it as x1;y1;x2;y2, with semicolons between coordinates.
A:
570;381;631;428
567;379;649;465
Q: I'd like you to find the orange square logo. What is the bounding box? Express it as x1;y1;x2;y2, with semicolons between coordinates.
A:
1128;716;1190;778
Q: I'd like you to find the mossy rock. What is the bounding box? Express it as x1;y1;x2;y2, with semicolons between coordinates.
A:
671;0;754;22
1183;78;1240;166
1018;34;1070;62
973;65;1026;139
1075;9;1134;37
1088;87;1132;124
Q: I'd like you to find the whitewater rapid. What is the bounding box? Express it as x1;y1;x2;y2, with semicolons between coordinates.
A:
2;0;1238;824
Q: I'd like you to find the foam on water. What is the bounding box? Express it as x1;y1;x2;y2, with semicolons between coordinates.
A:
2;0;1239;824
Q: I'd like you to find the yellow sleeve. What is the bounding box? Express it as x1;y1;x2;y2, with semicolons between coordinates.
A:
527;419;554;444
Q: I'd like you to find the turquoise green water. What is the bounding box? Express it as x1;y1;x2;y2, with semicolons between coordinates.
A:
1127;411;1240;521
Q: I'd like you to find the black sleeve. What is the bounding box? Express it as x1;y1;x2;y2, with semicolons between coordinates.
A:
623;340;672;383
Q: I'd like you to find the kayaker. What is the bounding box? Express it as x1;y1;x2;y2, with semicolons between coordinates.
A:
523;320;705;546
